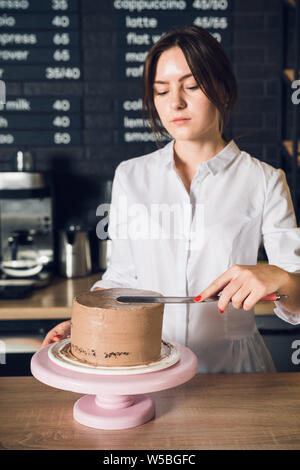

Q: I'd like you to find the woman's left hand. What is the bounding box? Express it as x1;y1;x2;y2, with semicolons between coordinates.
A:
194;264;290;313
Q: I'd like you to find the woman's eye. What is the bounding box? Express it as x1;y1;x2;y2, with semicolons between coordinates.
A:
154;85;198;95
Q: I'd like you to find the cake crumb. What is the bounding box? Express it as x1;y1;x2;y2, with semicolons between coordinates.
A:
104;352;130;359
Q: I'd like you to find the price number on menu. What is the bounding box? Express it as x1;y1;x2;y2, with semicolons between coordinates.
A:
53;49;70;61
53;116;70;127
46;67;80;79
193;16;228;29
52;0;69;9
192;0;228;9
54;132;71;144
52;15;70;28
52;99;71;111
53;33;70;45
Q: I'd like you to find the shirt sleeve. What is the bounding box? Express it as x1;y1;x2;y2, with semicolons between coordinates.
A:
261;166;300;325
91;162;138;291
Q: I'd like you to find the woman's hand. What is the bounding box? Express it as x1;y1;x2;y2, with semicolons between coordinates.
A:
40;288;105;348
41;320;71;347
194;264;290;313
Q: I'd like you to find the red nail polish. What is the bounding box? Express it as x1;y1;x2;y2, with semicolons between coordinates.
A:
194;295;202;302
219;309;224;314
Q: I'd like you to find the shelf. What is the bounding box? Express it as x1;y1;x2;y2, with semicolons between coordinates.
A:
283;140;300;164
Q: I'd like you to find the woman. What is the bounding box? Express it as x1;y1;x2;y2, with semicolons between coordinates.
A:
42;25;300;373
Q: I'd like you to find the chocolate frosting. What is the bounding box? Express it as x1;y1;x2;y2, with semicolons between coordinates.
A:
76;287;163;309
71;287;164;367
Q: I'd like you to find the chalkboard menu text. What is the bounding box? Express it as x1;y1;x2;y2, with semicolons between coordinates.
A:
0;0;82;146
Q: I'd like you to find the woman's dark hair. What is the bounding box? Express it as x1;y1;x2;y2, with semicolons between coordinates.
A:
142;25;238;146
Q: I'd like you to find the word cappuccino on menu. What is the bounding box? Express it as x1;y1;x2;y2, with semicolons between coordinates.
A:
114;0;187;11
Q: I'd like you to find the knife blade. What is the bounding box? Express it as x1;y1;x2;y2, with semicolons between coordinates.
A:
116;293;287;304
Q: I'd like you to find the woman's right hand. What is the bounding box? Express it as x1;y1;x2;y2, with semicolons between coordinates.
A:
41;320;71;348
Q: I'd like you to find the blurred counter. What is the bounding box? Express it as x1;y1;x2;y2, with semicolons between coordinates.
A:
0;273;101;320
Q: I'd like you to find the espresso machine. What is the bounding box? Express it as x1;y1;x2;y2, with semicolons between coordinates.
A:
0;151;54;298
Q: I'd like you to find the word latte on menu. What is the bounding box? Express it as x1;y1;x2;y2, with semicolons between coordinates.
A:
125;15;157;27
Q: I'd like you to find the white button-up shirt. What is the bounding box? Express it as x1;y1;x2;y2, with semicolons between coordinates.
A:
92;139;300;373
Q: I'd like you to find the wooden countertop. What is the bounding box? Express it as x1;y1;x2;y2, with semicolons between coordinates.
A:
1;373;300;450
0;273;276;320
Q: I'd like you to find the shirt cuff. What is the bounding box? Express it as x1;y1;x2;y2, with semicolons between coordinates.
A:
274;301;300;325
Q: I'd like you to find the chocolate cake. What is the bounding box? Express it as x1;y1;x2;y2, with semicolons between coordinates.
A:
70;288;164;367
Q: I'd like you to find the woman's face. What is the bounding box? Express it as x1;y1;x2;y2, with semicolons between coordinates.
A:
153;46;220;142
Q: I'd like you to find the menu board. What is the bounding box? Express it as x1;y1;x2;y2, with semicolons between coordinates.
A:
114;0;233;144
0;0;82;146
0;0;233;148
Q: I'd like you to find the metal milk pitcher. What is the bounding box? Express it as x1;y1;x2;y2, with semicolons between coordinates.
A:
59;221;92;278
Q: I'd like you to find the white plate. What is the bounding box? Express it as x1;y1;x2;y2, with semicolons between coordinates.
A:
48;339;180;375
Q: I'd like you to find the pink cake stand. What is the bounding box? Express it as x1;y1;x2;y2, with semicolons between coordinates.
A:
30;342;198;430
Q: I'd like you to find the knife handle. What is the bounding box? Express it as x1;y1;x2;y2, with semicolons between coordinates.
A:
260;293;287;301
215;292;287;302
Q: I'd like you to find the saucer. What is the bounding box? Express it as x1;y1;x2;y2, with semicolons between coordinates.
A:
48;339;180;375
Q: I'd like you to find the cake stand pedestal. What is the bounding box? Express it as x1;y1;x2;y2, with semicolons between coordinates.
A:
30;343;198;430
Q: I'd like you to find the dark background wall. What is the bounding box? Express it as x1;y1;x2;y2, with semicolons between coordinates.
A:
0;0;297;270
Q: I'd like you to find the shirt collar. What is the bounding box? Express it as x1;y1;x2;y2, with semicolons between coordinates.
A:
158;139;241;175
